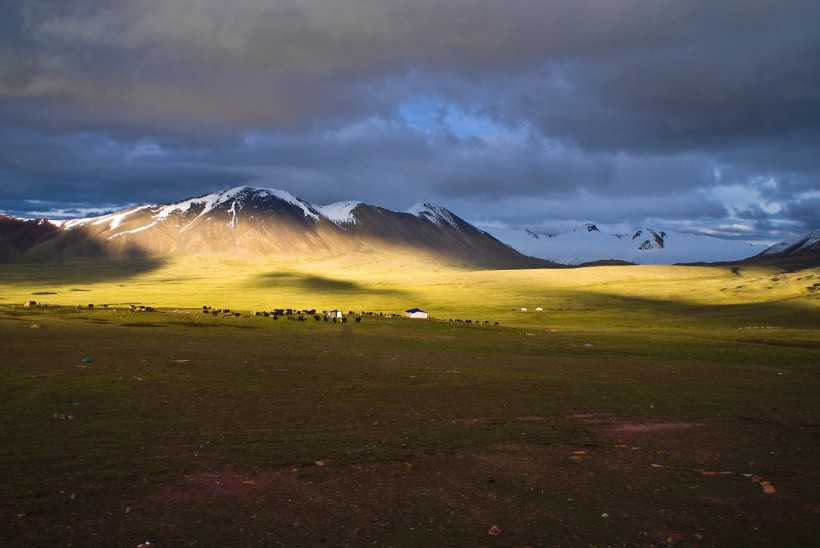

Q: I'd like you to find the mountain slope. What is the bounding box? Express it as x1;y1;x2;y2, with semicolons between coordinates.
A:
749;230;820;267
483;223;765;265
3;187;550;268
758;230;820;258
0;215;60;261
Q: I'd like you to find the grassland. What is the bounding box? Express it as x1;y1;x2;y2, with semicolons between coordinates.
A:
0;256;818;546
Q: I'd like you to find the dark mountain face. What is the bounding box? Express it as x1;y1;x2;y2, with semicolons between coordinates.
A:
0;215;60;260
343;203;537;266
0;187;552;268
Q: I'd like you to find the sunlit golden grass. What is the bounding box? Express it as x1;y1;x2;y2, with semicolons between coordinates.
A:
1;254;817;329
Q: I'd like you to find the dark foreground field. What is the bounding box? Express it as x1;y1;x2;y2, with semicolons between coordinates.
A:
1;305;818;547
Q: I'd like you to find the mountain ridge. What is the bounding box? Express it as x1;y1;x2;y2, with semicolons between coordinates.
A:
3;186;816;267
0;186;550;268
480;222;772;265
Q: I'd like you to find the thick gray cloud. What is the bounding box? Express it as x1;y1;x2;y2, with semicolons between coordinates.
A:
1;0;818;241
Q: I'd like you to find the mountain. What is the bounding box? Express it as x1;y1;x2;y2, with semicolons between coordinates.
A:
758;230;820;257
0;215;60;261
750;230;820;266
483;223;766;265
0;187;549;268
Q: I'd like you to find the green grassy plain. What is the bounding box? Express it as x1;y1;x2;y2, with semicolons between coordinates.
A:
0;256;818;546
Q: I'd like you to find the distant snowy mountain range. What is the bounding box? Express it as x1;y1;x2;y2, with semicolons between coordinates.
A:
1;186;816;266
482;223;767;265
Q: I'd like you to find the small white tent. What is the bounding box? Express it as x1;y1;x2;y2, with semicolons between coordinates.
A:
404;308;428;319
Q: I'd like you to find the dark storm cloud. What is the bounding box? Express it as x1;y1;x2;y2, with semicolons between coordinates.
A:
1;0;818;240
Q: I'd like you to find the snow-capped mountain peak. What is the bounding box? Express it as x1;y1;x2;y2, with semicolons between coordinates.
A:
315;201;362;226
406;203;458;228
758;229;820;259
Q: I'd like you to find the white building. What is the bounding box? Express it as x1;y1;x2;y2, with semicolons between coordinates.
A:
404;308;428;319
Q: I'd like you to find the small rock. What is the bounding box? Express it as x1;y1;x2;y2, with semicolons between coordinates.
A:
315;460;326;466
601;512;609;518
488;525;501;536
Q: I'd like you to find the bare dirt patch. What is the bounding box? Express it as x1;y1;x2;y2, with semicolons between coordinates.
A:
150;470;277;504
609;421;702;434
516;415;549;421
569;412;618;425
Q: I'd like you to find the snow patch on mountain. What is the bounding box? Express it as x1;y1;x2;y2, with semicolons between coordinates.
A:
108;221;158;239
148;186;328;229
759;241;792;256
406;203;457;227
315;201;362;226
263;188;321;221
90;206;153;230
152;187;240;220
792;230;820;253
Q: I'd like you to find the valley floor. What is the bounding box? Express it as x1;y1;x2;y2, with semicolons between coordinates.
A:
0;289;818;546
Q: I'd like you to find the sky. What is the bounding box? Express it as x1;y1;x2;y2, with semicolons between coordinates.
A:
1;0;819;243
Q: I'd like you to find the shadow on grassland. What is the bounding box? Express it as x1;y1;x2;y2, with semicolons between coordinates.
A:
1;257;169;285
574;290;820;330
253;271;410;297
